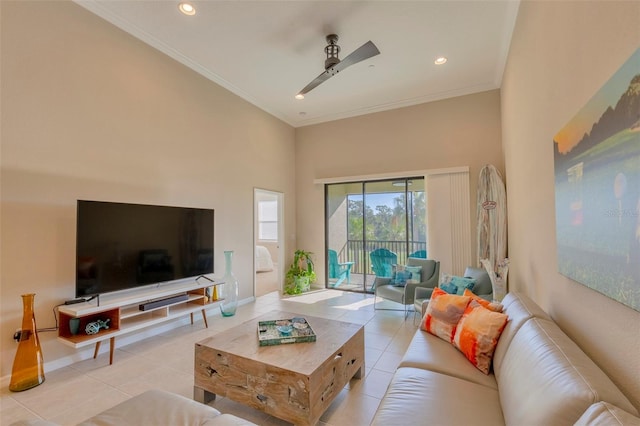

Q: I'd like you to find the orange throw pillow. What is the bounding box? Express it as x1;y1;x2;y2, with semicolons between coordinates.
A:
453;301;508;374
462;289;504;312
421;287;471;343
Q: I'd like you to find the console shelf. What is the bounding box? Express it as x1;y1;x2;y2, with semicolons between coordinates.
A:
58;279;223;364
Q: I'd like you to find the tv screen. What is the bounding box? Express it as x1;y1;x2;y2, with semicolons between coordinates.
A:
76;200;214;298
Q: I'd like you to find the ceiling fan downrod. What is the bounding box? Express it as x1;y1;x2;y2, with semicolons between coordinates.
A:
324;34;341;70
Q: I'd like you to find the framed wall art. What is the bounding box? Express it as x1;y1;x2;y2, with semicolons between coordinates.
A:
554;48;639;311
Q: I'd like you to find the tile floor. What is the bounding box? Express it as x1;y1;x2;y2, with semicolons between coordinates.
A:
1;290;418;426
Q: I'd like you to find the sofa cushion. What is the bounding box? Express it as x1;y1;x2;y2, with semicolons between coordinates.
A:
399;329;498;390
421;288;471;343
371;367;504;426
76;390;255;426
453;302;508;374
498;319;638;425
493;292;552;377
574;402;640;426
375;283;405;302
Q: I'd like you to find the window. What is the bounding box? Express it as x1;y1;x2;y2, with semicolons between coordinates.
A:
258;200;278;241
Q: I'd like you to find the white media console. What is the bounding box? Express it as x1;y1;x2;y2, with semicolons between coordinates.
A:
57;279;223;364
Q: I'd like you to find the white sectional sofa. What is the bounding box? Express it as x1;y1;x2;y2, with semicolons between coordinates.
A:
372;292;640;425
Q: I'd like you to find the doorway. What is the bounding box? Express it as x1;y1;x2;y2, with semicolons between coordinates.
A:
325;177;426;293
254;189;284;297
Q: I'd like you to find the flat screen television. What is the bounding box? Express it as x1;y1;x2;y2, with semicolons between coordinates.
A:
76;200;214;298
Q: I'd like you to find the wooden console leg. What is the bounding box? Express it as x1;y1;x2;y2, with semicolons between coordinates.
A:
109;337;115;365
194;386;216;404
93;341;101;359
190;313;194;325
201;309;208;328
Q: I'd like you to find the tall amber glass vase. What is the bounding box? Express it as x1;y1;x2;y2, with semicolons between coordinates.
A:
9;293;45;392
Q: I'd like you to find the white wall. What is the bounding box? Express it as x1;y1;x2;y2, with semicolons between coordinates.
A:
501;0;640;409
0;1;295;377
295;90;504;284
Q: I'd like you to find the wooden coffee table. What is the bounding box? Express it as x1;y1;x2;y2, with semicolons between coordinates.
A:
194;310;365;425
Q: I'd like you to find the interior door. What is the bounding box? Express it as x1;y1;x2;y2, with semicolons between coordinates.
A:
254;189;284;297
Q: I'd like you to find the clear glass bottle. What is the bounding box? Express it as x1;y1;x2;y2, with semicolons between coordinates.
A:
9;293;45;391
219;250;238;317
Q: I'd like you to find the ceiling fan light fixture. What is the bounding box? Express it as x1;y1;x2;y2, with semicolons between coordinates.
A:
178;2;196;16
295;94;305;100
434;56;448;65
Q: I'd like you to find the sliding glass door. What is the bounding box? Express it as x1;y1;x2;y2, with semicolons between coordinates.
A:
325;177;426;293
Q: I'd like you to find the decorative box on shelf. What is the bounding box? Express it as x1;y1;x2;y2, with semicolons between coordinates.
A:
257;317;316;346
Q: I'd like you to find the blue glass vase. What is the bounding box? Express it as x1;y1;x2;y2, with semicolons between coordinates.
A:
219;251;238;317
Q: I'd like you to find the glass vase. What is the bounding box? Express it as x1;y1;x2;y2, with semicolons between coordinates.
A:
219;250;238;317
9;294;45;392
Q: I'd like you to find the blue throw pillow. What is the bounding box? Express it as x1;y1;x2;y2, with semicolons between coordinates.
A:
440;276;476;295
392;270;412;287
404;265;422;283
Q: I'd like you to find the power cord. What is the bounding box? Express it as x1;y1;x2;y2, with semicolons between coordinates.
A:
13;304;62;342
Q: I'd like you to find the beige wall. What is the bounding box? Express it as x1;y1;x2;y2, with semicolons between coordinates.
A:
295;90;503;284
0;1;295;377
5;0;637;409
501;0;640;409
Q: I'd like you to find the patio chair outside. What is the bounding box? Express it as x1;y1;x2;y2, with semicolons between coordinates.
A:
370;248;397;278
328;249;354;288
409;249;427;259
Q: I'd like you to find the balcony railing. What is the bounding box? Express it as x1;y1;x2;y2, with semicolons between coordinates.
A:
338;240;427;275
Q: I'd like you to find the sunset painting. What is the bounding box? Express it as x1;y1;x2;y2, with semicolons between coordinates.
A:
554;48;639;312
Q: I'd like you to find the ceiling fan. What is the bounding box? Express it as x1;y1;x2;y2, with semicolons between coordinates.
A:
296;34;380;97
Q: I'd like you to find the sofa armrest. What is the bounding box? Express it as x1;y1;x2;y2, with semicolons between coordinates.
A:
404;282;421;305
76;390;257;426
415;286;434;301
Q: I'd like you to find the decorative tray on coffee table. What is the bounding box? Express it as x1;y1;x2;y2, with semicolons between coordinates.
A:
257;317;316;346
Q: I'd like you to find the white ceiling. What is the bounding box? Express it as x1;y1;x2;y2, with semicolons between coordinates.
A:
76;0;520;128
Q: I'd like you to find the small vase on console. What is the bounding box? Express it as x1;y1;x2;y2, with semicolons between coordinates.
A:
219;250;238;317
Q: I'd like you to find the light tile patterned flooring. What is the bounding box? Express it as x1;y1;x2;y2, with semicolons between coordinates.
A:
1;290;417;426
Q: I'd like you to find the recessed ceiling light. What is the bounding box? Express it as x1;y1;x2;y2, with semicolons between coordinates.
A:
295;94;305;100
178;2;196;16
434;56;447;65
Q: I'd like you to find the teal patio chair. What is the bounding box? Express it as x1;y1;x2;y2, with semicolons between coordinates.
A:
409;249;427;259
370;248;397;278
328;249;354;288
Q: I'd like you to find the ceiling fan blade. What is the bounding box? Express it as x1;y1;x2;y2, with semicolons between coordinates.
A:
298;71;332;95
296;40;380;96
333;41;380;72
298;70;332;96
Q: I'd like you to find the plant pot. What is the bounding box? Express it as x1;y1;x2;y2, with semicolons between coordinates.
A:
295;276;310;293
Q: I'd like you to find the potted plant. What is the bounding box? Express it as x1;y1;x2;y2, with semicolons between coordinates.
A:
285;250;316;295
